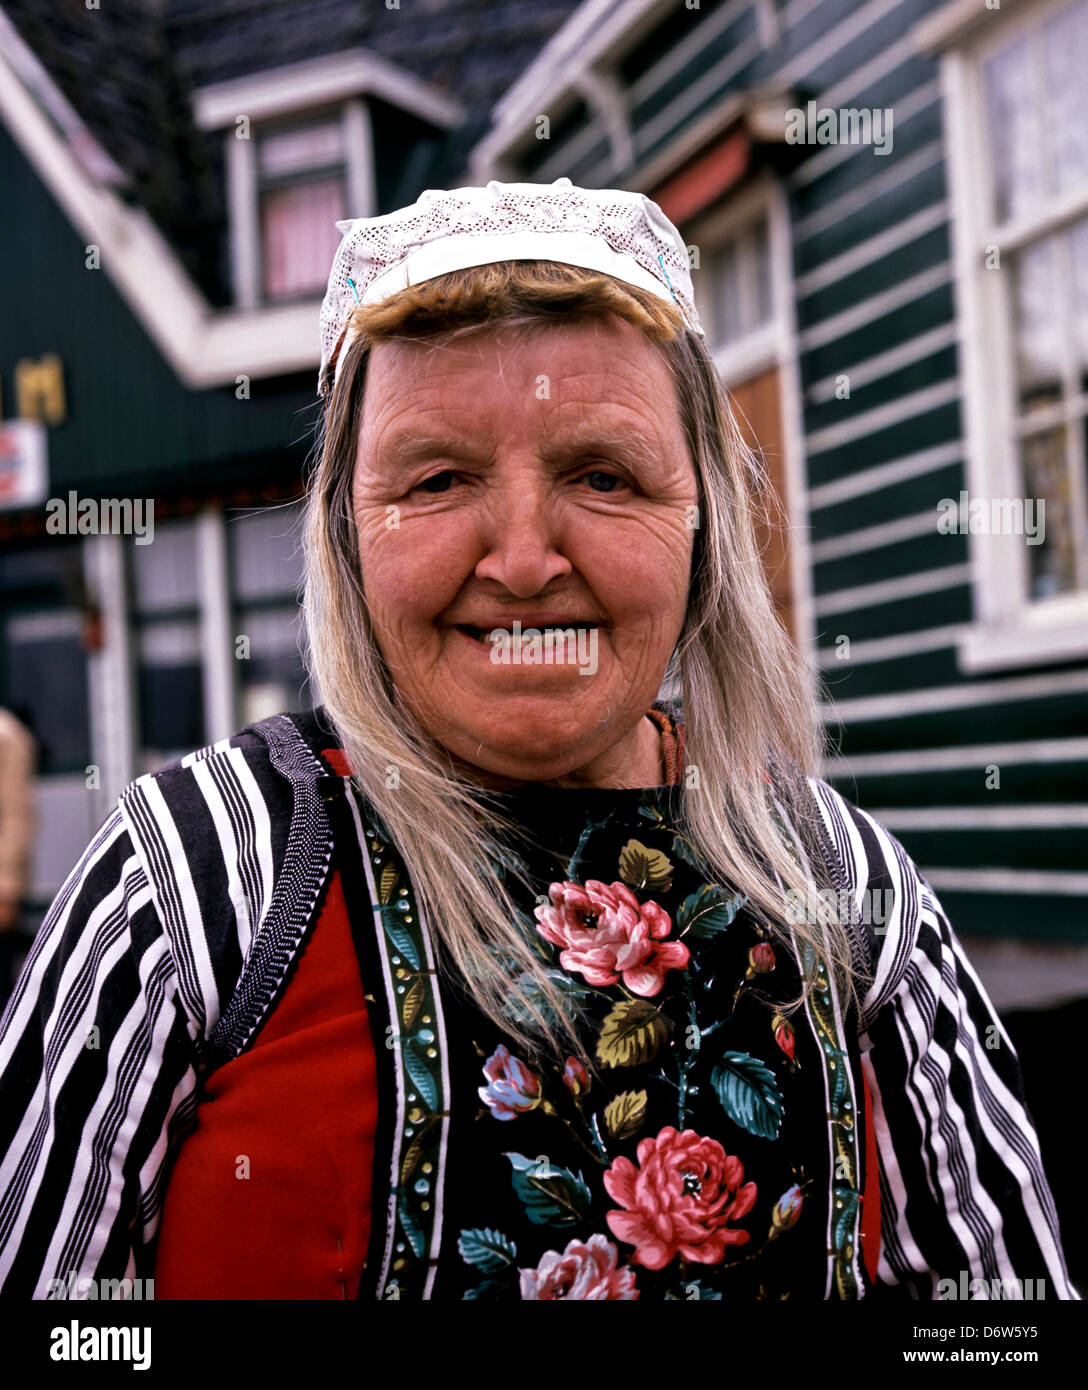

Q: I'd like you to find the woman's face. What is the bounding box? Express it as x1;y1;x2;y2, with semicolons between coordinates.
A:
352;315;699;787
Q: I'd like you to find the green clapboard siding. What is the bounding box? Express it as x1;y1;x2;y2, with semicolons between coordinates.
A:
0;123;318;499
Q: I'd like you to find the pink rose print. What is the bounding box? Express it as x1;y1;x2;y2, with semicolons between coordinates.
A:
603;1126;757;1270
519;1233;639;1300
534;879;690;997
478;1044;542;1121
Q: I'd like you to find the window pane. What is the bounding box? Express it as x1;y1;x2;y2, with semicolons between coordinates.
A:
1010;238;1063;413
137;619;204;769
228;503;305;601
709;215;772;348
985;35;1050;224
752;217;772;325
236;606;311;723
1020;425;1078;597
1045;0;1088;200
712;239;744;344
261;177;346;300
130;520;199;612
258;120;345;178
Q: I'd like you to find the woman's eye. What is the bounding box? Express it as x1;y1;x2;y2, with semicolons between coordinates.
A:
418;471;455;494
581;470;623;493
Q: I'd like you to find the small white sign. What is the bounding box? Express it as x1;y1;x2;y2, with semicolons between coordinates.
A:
0;419;48;510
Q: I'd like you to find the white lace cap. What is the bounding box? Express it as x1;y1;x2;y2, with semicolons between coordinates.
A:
318;176;702;396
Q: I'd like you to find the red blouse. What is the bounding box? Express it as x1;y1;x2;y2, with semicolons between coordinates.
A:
153;867;378;1298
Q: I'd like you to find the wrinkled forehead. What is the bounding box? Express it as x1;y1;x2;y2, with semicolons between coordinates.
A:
357;319;678;435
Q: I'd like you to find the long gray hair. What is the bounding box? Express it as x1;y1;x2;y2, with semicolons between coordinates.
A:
302;259;863;1068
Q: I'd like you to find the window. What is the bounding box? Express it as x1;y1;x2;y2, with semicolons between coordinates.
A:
943;0;1088;669
983;1;1088;600
257;118;349;301
688;179;806;651
227;503;312;725
194;51;461;312
222;100;374;310
706;214;773;353
129;519;205;773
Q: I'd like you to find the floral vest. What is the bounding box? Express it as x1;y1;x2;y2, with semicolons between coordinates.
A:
322;742;882;1301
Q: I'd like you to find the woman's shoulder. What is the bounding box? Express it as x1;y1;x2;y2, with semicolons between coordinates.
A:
798;775;941;1032
115;708;344;891
120;709;340;808
102;710;342;1055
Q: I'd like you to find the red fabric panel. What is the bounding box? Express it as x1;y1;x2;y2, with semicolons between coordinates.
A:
153;870;378;1299
321;747;353;777
859;1063;882;1285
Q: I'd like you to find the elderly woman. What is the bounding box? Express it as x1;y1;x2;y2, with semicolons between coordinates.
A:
0;180;1076;1302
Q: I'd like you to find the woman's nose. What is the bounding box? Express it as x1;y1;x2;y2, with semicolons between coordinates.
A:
473;474;572;596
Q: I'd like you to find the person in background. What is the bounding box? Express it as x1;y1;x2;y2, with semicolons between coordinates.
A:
0;706;35;1015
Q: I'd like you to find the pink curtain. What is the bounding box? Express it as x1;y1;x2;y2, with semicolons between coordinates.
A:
262;178;346;299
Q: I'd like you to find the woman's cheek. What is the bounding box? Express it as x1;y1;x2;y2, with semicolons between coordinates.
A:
577;514;691;608
363;513;473;613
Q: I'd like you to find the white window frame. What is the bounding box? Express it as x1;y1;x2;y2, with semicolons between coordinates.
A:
937;0;1088;672
687;174;817;683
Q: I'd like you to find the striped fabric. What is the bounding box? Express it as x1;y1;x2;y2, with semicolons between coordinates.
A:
0;714;1077;1299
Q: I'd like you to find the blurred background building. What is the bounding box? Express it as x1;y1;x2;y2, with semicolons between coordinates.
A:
0;0;1085;1280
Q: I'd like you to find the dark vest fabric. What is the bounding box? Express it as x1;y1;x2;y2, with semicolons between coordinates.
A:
154;721;881;1300
342;773;879;1301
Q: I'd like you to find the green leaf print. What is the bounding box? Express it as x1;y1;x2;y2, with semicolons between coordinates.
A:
675;885;746;940
505;1153;592;1228
710;1050;785;1140
457;1227;518;1273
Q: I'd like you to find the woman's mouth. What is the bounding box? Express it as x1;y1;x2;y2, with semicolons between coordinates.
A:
456;623;600;646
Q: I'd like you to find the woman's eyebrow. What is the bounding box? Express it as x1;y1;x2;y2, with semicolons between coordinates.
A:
539;429;660;468
375;432;489;466
373;427;661;471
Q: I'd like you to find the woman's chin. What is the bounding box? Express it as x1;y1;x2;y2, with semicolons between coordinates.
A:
437;708;623;784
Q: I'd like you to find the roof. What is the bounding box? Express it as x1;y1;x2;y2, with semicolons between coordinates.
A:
0;0;584;303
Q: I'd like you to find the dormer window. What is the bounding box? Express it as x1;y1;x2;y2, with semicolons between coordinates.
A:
193;50;463;314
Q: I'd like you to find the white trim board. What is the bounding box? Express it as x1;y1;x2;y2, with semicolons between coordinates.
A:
809;509;936;564
870;804;1088;830
787;78;942;191
813;561;971;616
805;379;961;455
795;203;950;299
193;49;462;130
808;440;963;510
0;38;324;389
922;867;1088;899
817;620;969;665
822;665;1088;723
823;734;1088;776
792;142;944;243
806;324;957;404
797;262;952;354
